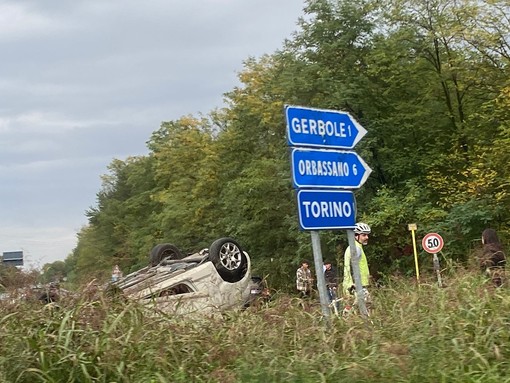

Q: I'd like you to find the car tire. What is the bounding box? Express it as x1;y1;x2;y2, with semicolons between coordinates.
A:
150;243;184;266
209;237;248;283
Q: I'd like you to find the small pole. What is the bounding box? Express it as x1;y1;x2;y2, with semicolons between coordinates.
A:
310;231;330;323
433;253;442;287
408;223;420;284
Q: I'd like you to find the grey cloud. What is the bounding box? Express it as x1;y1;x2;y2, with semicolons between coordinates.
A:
0;0;305;266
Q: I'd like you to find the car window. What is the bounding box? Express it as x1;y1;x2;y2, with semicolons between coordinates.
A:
157;283;194;297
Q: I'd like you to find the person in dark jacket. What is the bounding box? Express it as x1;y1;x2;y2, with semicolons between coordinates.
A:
480;228;506;287
324;260;339;308
38;282;60;304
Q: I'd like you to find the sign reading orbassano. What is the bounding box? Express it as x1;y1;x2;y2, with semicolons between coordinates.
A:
291;148;372;189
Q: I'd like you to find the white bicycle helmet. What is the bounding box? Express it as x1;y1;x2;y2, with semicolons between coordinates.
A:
353;222;371;234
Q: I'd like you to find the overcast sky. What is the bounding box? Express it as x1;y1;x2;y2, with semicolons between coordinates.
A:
0;0;305;269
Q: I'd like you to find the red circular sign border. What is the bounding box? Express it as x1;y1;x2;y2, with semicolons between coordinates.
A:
421;232;444;254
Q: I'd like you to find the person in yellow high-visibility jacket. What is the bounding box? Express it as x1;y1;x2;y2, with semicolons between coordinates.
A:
343;222;371;296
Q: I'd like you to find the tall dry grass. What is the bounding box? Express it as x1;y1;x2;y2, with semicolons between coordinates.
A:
1;269;510;382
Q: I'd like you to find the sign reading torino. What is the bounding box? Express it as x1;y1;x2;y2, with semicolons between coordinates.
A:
297;190;355;230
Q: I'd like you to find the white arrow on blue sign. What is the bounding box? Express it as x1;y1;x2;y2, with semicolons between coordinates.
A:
286;105;367;149
297;190;356;230
291;148;372;189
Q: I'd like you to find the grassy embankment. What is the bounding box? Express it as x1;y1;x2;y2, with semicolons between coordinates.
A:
1;268;509;383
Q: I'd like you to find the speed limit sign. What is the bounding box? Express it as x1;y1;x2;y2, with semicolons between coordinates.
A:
422;233;444;254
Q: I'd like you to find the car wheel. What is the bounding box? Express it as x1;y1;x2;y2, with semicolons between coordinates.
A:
209;238;248;282
150;243;184;266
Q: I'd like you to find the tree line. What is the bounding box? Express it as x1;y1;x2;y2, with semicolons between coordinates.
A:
43;0;510;289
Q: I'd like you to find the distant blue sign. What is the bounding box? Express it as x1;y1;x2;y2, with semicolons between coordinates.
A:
286;105;367;149
2;251;23;267
297;190;356;230
291;148;372;189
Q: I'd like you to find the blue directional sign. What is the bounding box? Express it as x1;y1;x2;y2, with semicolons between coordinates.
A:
286;105;367;149
297;190;356;230
291;148;372;189
2;251;23;267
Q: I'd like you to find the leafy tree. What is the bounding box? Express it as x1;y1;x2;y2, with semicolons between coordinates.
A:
148;116;221;251
40;261;67;284
69;226;112;284
63;0;510;289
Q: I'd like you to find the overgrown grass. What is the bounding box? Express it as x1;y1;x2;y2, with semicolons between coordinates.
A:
1;269;510;382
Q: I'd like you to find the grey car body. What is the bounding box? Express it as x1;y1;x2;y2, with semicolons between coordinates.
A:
113;238;252;315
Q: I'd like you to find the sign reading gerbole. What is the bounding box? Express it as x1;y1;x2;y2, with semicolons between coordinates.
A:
286;105;367;149
285;104;372;320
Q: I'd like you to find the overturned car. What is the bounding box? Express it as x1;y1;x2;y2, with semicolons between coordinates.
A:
113;238;252;315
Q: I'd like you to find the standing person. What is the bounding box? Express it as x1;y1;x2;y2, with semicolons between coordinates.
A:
324;260;339;309
343;222;372;298
296;260;313;298
111;265;123;282
480;228;506;287
38;282;60;304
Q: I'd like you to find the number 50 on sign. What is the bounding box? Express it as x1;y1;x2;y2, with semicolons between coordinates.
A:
422;232;444;254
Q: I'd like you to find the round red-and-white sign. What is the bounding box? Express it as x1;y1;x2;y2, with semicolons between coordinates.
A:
421;233;444;254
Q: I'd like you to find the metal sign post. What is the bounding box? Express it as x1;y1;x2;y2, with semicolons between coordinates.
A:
311;231;331;321
432;253;443;287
